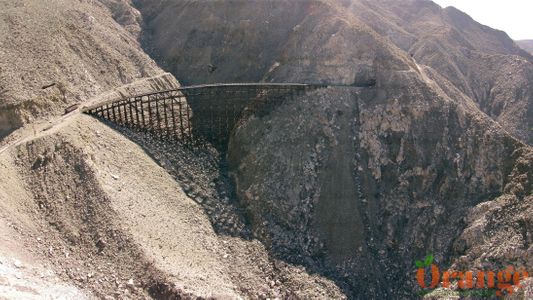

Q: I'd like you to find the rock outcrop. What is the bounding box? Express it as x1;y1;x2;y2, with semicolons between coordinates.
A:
228;75;533;298
346;0;533;145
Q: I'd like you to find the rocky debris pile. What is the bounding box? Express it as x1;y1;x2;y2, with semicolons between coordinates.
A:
82;117;346;299
114;124;251;238
10;132;195;299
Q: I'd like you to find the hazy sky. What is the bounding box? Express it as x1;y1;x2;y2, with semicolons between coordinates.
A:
433;0;533;40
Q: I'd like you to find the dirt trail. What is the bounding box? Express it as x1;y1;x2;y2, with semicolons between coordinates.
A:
0;109;79;155
0;72;179;156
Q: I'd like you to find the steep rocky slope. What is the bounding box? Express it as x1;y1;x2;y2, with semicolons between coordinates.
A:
345;0;533;145
135;0;533;145
132;0;533;298
228;71;533;298
0;0;161;139
134;0;412;86
518;40;533;55
0;112;346;299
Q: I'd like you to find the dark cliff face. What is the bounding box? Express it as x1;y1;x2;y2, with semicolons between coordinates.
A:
135;0;316;85
227;73;532;298
132;0;533;298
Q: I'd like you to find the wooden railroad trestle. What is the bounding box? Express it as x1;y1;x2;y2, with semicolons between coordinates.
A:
83;83;329;148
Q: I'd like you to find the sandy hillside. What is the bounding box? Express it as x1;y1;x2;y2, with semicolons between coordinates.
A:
0;111;346;298
0;113;235;298
0;0;161;138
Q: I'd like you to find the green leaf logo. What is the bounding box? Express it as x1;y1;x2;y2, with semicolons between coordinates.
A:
415;260;424;268
415;254;434;268
424;254;434;267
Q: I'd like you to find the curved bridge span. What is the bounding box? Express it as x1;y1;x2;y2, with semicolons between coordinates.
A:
82;82;370;148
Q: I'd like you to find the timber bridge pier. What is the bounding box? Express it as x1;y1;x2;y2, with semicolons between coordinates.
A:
83;82;374;148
